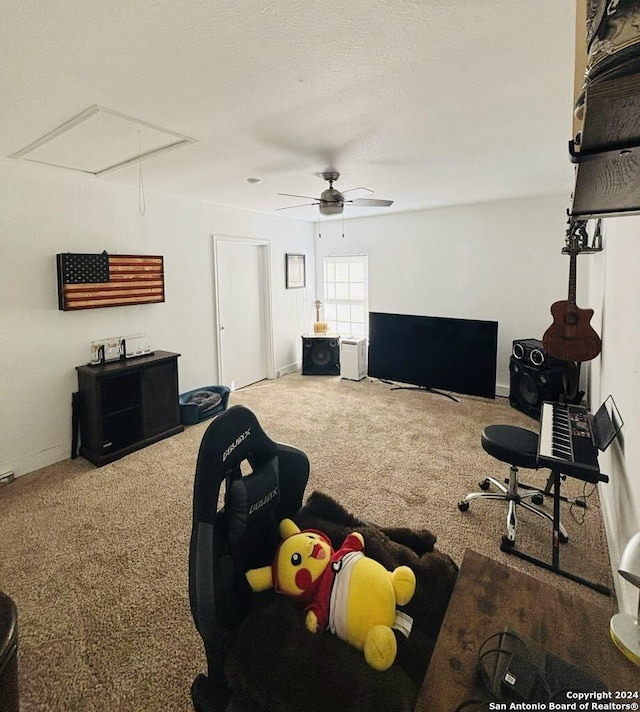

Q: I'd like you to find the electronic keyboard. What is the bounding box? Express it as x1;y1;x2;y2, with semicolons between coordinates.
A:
537;402;607;483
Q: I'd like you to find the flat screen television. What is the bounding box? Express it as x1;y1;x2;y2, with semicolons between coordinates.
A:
368;312;498;399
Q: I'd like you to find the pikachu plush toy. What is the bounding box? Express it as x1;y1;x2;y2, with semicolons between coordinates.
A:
245;519;416;671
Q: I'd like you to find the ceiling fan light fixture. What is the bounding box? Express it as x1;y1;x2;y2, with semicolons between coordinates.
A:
319;203;344;216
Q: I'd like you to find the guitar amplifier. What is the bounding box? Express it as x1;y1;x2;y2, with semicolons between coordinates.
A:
302;336;340;376
509;357;564;419
511;339;562;369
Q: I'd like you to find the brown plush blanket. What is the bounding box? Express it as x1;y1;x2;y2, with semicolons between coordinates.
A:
224;491;459;712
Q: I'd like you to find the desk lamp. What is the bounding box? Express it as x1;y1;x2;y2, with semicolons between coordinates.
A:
610;531;640;666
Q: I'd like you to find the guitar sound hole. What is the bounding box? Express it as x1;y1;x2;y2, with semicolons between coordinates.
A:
565;314;579;325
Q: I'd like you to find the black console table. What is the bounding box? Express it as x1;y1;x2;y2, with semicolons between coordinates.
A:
76;350;184;466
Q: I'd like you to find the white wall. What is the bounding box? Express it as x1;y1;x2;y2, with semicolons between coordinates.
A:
3;158;636;613
313;195;640;613
313;193;573;395
587;216;640;615
0;161;314;478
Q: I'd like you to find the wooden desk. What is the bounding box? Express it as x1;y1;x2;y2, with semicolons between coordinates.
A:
415;549;639;711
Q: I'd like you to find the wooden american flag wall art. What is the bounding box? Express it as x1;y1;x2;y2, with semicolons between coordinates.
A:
56;252;165;311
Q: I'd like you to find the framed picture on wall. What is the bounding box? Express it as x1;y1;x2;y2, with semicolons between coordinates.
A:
285;253;306;289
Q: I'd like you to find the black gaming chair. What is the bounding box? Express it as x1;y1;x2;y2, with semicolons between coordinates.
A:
189;405;309;712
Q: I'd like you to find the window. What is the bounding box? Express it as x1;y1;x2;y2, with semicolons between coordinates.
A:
323;254;369;338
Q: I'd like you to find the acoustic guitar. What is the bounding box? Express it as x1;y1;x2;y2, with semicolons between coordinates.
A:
313;299;328;334
543;219;602;363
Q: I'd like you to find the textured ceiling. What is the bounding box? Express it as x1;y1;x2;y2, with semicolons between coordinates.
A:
0;0;578;221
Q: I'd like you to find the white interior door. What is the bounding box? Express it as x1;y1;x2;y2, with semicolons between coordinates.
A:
214;237;273;390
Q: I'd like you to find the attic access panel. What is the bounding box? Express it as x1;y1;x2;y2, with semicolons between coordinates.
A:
11;105;195;175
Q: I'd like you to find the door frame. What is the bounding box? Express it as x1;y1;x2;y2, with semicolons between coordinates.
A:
212;234;276;386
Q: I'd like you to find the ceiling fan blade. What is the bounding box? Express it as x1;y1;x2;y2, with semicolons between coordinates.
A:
340;186;374;196
348;198;394;207
275;202;319;210
278;192;321;201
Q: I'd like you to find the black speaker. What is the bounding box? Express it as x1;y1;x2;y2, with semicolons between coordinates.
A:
509;357;564;419
511;338;562;369
302;336;340;376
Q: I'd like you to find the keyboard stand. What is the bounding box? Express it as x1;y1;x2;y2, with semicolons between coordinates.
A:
500;467;610;596
514;471;588;508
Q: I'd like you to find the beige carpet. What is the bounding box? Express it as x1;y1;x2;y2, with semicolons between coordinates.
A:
0;373;616;711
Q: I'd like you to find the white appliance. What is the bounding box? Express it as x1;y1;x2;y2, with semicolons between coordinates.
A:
340;337;367;381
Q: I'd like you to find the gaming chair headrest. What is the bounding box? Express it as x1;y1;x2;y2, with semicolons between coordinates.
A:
192;405;279;522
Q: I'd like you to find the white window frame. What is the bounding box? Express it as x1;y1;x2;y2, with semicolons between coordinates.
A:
322;254;369;338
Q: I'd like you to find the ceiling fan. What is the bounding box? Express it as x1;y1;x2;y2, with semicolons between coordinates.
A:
277;171;394;216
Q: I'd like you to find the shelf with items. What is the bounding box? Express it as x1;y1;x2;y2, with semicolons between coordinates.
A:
570;60;640;219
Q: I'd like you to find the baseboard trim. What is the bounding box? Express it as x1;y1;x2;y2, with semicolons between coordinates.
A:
276;361;300;378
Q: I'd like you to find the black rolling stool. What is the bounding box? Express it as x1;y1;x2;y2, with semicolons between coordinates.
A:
458;424;568;547
0;590;18;712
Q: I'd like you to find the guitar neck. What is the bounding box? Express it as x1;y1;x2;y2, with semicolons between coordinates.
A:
565;221;586;312
567;252;577;311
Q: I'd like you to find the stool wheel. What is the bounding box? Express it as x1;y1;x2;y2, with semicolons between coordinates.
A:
502;535;515;548
458;500;469;512
532;493;544;506
559;531;569;544
479;479;490;491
